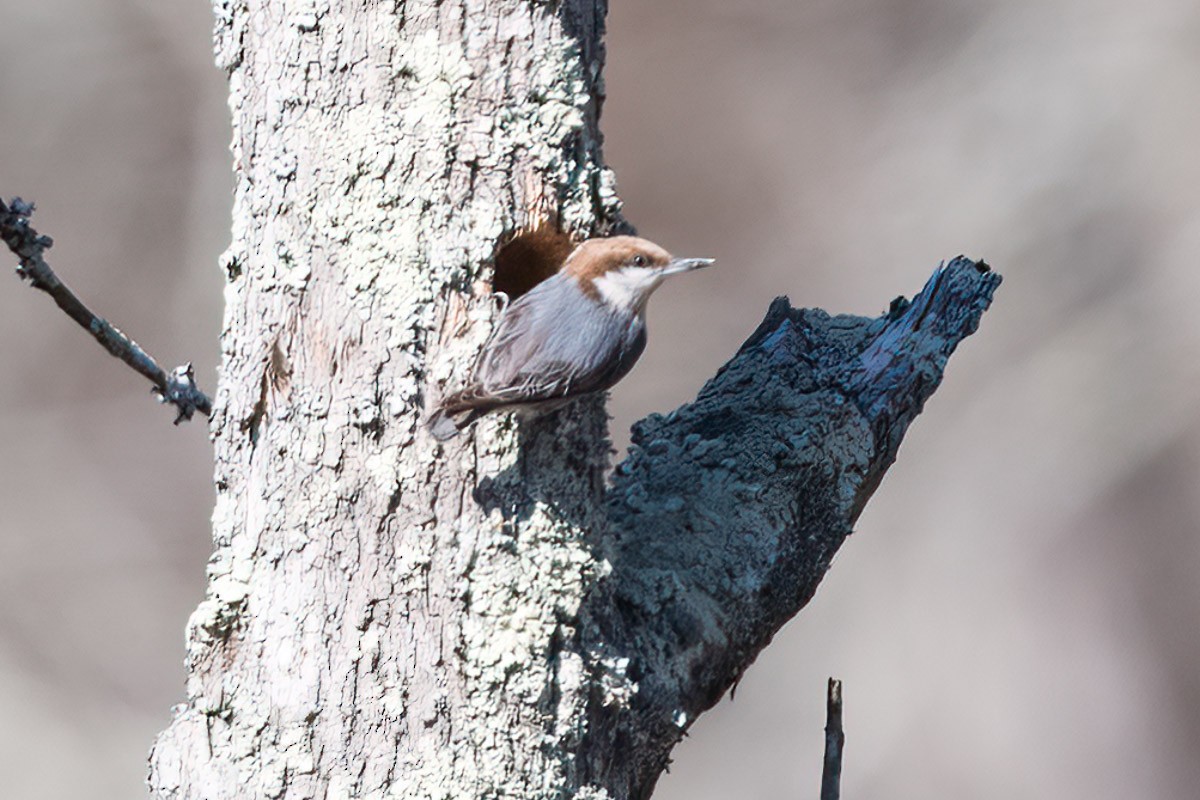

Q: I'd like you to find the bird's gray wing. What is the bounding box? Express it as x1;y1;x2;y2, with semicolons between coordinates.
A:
457;274;642;409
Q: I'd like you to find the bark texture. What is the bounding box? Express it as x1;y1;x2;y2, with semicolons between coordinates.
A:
148;2;999;799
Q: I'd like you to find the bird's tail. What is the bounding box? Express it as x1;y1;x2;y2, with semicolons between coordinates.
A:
426;389;496;441
426;407;473;441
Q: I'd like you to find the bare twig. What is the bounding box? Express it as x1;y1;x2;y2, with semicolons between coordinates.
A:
1;197;212;423
821;678;844;800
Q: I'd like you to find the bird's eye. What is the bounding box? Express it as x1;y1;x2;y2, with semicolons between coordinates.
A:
632;254;647;267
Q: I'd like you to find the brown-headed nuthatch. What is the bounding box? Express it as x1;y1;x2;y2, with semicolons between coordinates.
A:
428;235;713;440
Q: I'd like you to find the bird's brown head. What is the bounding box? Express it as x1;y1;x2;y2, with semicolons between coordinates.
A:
563;235;713;313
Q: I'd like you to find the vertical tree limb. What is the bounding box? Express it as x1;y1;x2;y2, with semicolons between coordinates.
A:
145;2;1000;797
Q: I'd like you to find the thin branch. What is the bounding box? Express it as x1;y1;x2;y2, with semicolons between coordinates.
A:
0;196;212;423
821;678;844;800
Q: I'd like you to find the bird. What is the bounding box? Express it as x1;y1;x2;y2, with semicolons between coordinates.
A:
427;235;713;440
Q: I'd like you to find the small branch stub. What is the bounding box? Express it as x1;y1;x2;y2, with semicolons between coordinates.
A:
821;678;844;800
1;196;212;423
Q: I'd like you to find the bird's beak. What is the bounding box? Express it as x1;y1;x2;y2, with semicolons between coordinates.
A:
661;256;715;275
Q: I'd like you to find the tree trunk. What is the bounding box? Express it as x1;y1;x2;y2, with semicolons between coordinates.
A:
148;2;999;799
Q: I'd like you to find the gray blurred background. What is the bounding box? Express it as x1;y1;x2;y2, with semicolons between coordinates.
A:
2;0;1198;797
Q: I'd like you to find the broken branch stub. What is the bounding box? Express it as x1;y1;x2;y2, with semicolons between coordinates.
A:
576;256;1000;799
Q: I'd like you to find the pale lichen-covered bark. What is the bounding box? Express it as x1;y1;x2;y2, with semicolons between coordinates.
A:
151;1;626;797
148;2;999;799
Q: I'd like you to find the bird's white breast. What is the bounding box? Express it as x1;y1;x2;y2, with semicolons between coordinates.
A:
590;267;662;313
